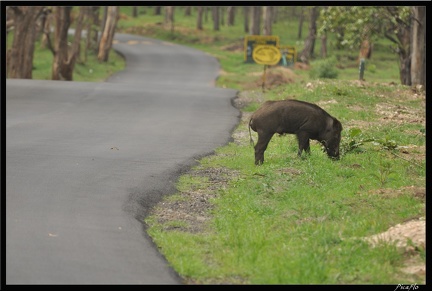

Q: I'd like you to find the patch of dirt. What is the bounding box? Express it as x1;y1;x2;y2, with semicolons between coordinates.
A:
368;186;426;200
221;41;244;52
149;167;239;234
376;103;426;125
362;217;426;281
363;218;425;250
244;66;297;90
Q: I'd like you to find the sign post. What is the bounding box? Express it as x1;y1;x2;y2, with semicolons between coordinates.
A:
252;45;282;92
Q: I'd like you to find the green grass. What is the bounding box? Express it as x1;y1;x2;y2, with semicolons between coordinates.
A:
15;7;425;284
147;82;425;283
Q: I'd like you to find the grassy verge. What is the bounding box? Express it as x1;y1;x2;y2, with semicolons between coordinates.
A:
146;80;425;284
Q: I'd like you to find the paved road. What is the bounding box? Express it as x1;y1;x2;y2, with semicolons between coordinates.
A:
6;33;239;284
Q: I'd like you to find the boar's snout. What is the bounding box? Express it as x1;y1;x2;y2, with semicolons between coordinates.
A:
329;148;340;160
323;141;340;160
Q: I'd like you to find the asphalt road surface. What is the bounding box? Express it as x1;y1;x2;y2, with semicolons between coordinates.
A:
6;33;239;284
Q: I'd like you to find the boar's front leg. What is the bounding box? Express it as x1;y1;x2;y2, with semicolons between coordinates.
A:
296;131;311;157
255;131;274;165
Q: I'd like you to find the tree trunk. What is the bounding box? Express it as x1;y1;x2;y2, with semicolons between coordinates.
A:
298;6;318;64
38;7;52;49
69;7;85;66
297;7;304;39
83;7;91;62
227;6;235;26
358;39;372;61
8;6;43;79
184;6;191;16
132;6;138;18
262;6;273;35
397;26;411;86
164;6;174;33
250;6;261;35
321;32;327;58
49;6;84;79
273;7;278;24
212;6;220;31
51;7;72;80
154;6;161;16
100;6;107;46
90;7;100;53
204;7;208;23
243;7;249;33
98;6;118;62
411;6;425;87
196;7;203;30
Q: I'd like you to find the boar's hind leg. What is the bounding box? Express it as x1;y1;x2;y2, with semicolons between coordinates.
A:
296;132;310;157
255;132;274;165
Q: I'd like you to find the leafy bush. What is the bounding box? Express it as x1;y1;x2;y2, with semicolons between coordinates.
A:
309;56;339;79
341;127;400;156
340;127;374;155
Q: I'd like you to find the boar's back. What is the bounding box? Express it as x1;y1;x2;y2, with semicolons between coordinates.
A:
250;99;339;136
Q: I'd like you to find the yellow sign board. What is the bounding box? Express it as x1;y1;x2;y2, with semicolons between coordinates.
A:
252;45;281;65
244;35;279;63
279;45;297;66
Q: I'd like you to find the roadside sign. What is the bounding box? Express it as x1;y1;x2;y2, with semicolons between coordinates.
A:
244;35;279;63
278;45;297;67
252;45;281;66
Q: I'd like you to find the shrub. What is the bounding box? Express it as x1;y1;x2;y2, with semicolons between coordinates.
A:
309;56;339;79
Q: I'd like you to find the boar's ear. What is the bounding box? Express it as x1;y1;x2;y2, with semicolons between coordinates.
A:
333;118;342;131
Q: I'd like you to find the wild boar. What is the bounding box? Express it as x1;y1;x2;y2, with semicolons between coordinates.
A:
249;99;343;165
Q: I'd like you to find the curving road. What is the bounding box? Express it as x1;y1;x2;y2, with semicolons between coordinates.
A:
6;33;239;284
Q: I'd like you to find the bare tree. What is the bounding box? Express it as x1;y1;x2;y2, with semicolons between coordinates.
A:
298;6;305;39
411;6;425;87
100;6;107;44
262;6;273;35
132;6;138;18
196;6;204;30
250;6;261;35
98;6;118;62
154;6;161;16
184;6;191;16
164;6;175;33
84;6;100;62
383;7;411;85
44;6;85;80
7;6;44;79
48;6;71;80
320;6;328;58
299;6;318;64
212;6;220;31
243;6;249;33
204;7;209;23
38;7;52;49
227;6;235;26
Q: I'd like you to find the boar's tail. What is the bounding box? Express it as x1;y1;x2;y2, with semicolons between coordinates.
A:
248;118;255;147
